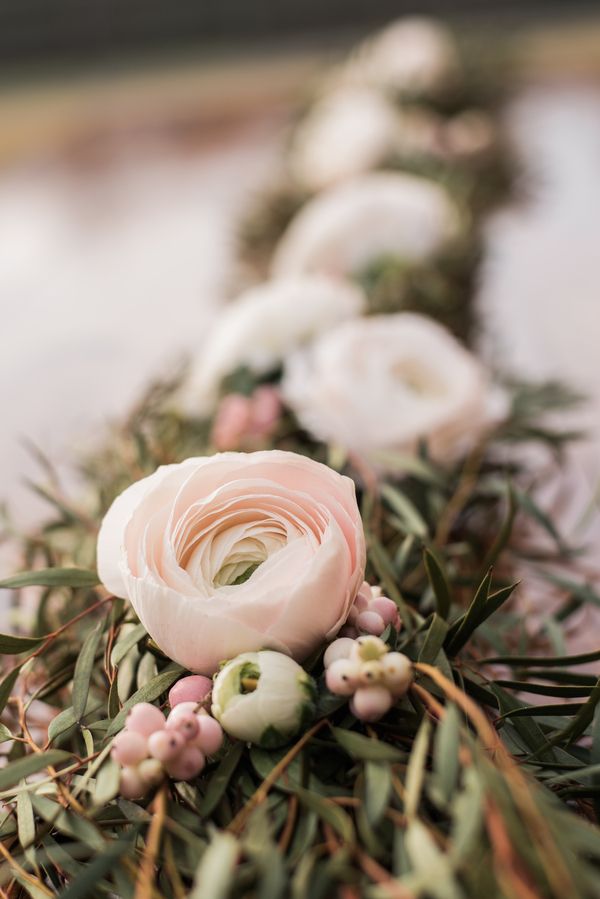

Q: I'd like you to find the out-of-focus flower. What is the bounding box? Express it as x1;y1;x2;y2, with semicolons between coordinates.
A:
211;386;282;451
289;87;399;191
343;17;459;96
211;650;316;746
283;313;506;466
183;276;365;413
271;172;459;279
97;450;366;674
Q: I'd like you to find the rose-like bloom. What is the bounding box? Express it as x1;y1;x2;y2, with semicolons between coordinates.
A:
97;450;366;674
183;276;365;412
211;650;316;746
271;172;459;279
343;17;459;95
289;87;399;191
282;313;505;465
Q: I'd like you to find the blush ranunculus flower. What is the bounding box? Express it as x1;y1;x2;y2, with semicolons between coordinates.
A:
271;172;459;280
97;451;366;674
289;86;400;191
343;17;459;96
282;313;506;466
182;275;365;413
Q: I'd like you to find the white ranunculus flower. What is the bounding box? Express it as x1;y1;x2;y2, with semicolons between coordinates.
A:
282;313;505;464
211;650;316;746
183;276;365;412
289;87;399;191
271;172;459;279
97;450;366;674
343;17;459;95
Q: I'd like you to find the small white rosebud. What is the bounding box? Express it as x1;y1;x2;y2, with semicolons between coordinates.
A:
381;652;413;696
323;637;355;668
211;651;316;747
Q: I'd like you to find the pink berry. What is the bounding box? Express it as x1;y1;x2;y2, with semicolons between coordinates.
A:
356;610;386;636
125;703;165;737
147;729;185;762
119;766;146;800
194;715;223;756
350;686;393;722
168;676;212;709
325;659;361;696
382;652;412;696
165;745;205;781
323;637;355;669
138;758;165;788
354;591;370;612
111;730;148;766
167;702;198;723
369;596;399;626
166;712;200;741
347;606;359;624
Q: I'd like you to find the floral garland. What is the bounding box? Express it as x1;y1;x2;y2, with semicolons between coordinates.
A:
1;17;599;899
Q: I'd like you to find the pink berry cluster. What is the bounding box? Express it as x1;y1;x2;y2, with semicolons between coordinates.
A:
341;581;401;638
111;676;223;799
324;635;412;722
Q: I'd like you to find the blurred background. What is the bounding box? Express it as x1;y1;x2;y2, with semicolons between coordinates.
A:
2;0;600;540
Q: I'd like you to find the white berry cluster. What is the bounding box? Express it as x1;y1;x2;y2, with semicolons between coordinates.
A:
324;635;412;722
341;581;401;638
111;700;223;799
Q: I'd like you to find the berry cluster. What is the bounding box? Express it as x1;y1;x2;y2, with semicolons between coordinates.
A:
111;678;223;799
324;635;412;722
341;581;401;638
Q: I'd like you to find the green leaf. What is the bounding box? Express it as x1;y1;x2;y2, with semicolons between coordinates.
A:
0;568;99;589
381;484;429;538
0;632;45;654
190;831;239;899
0;665;22;714
331;727;406;763
418;614;449;664
480;483;516;574
552;677;600;745
72;619;105;722
423;548;452;619
431;704;460;806
445;573;517;656
294;786;354;843
364;761;392;826
0;723;13;741
482;648;600;668
16;789;35;853
404;719;431;820
199;742;244;816
110;622;147;667
57;840;133;899
0;750;72;792
105;663;183;736
93;758;121;806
